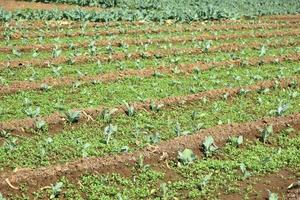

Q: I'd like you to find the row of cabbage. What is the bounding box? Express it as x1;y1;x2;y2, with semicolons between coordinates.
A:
1;0;300;22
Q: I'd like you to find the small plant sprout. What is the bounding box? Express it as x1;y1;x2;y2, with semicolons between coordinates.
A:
40;83;52;91
275;103;289;116
65;110;80;123
147;132;160;144
150;101;164;112
267;190;278;200
202;136;218;157
123;101;135;116
81;143;91;157
52;45;62;58
12;48;21;57
203;40;212;52
178;149;196;166
240;163;251;179
174;122;189;137
228;135;243;147
197;173;212;190
103;124;117;144
137;155;150;170
52;66;62;77
259;45;267;57
0;130;10;138
160;183;168;200
260;125;273;143
35;119;46;131
24;106;41;118
50;182;63;199
4;137;18;152
100;108;118;122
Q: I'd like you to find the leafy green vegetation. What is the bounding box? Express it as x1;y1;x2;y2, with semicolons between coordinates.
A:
1;0;300;22
12;129;300;199
0;85;299;170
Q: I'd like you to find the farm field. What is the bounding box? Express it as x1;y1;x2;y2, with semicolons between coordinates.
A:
0;0;300;199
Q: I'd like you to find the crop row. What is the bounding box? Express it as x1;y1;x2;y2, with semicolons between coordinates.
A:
1;0;299;22
0;56;298;126
9;128;299;199
1;51;299;95
2;20;299;41
1;33;299;69
0;77;298;168
1;14;299;33
1;106;299;197
0;24;298;53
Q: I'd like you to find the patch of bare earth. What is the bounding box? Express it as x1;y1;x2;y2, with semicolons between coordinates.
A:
0;0;106;11
222;170;300;199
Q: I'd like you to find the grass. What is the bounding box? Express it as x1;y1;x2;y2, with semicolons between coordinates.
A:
0;84;299;170
0;60;299;121
1;44;298;84
10;128;300;199
0;27;298;61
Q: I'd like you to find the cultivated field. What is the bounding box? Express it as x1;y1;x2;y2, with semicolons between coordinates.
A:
0;0;300;199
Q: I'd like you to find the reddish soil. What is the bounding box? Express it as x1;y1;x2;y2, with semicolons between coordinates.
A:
0;113;299;195
0;76;298;135
0;23;299;53
260;14;300;21
222;170;299;200
1;19;298;40
1;52;299;95
0;14;299;32
0;0;105;11
1;31;299;70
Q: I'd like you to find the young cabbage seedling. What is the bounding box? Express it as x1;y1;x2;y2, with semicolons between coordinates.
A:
24;106;41;118
35;119;47;131
260;125;273;144
240;163;251;179
267;190;278;200
123;101;135;116
202;136;218;157
178;149;196;166
103;124;117;144
228;135;243;147
50;182;63;199
65;110;80;123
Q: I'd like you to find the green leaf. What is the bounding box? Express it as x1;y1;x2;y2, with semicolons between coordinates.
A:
178;149;196;165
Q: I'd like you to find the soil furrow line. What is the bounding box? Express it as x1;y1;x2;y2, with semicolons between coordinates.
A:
1;53;299;95
0;112;299;194
1;14;299;32
0;24;299;53
1;14;299;31
0;76;298;134
1;20;299;40
1;30;299;70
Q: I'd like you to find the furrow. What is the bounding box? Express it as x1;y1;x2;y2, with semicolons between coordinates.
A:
0;23;299;53
1;30;299;69
1;53;299;95
0;76;298;134
0;112;299;194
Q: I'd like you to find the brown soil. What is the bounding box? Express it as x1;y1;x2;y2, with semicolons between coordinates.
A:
1;52;299;95
0;23;298;53
1;30;299;70
0;76;298;135
0;0;105;11
1;19;298;40
221;170;299;200
260;14;300;21
1;14;299;32
0;113;299;195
